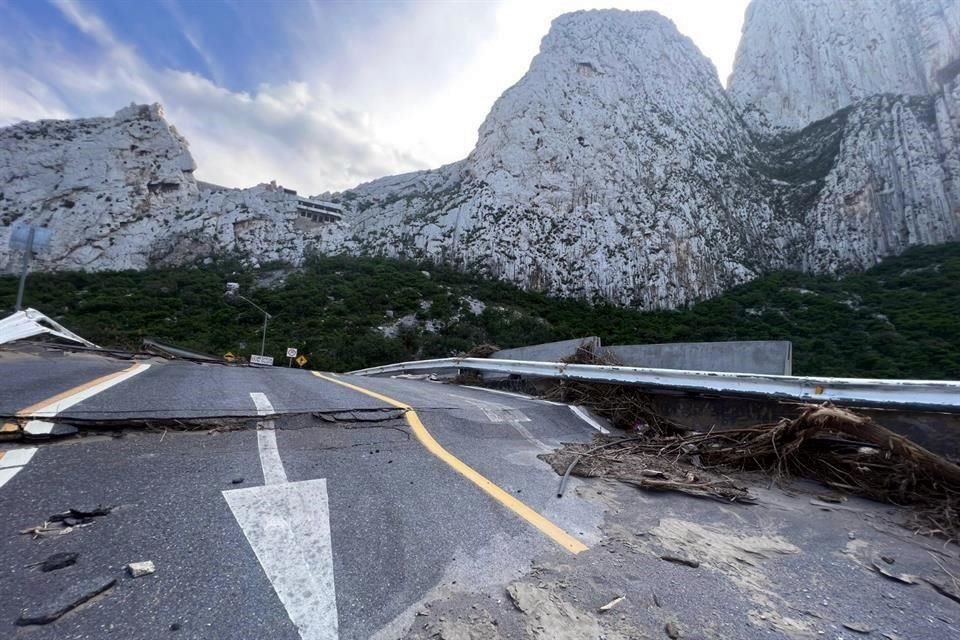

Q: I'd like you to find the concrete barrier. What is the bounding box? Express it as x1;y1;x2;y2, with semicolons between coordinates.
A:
602;340;792;376
492;337;600;363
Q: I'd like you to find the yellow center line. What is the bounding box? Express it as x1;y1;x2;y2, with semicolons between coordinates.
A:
312;372;588;554
2;363;146;431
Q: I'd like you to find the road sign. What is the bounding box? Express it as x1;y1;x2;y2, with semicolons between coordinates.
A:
224;352;235;362
10;222;53;310
295;354;308;367
250;354;274;366
286;347;298;358
9;222;51;252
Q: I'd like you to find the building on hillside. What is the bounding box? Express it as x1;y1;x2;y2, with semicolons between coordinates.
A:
295;198;344;223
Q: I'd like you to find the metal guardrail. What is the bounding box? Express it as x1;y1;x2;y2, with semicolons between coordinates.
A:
349;357;960;411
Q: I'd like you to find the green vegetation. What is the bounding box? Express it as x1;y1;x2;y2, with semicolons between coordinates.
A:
2;243;959;379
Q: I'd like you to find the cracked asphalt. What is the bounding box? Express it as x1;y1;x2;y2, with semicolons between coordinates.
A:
0;350;603;639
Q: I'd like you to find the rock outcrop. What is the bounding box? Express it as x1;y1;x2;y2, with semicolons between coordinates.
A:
730;0;960;273
344;10;788;308
728;0;960;133
0;104;344;272
338;3;960;305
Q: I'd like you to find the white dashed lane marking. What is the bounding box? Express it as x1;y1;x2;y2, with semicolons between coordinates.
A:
249;392;287;485
0;447;37;489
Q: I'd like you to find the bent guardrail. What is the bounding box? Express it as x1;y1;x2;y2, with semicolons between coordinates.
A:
349;357;960;411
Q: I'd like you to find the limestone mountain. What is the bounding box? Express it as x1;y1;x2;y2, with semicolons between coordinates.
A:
336;2;960;306
1;1;958;309
0;104;343;272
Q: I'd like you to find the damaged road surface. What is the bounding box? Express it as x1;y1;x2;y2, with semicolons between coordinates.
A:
0;349;958;639
0;350;603;639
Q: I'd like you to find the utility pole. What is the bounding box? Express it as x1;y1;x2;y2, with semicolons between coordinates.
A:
224;282;272;356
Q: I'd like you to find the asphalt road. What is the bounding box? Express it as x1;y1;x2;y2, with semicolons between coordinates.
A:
0;350;604;639
2;350;958;640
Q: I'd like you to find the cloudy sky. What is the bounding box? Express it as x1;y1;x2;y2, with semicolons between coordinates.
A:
0;0;750;194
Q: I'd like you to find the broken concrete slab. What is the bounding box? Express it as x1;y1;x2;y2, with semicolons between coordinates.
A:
16;575;116;625
23;420;78;438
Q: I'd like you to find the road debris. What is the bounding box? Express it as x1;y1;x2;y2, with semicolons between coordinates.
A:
925;577;960;605
543;403;960;539
871;561;918;585
549;436;756;503
507;581;601;639
127;560;156;577
817;493;847;504
24;421;78;438
664;620;680;638
659;554;700;568
16;575;116;625
464;343;499;358
598;595;624;612
19;505;114;538
50;505;113;522
842;621;876;634
41;552;79;572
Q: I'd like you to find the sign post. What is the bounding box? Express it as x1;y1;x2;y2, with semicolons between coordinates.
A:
286;347;298;368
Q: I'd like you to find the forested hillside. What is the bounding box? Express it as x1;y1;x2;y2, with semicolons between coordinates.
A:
2;243;958;379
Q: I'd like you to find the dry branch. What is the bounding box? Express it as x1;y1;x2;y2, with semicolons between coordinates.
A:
543;403;960;540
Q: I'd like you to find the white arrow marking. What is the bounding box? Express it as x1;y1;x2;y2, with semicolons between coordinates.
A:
224;392;338;640
0;448;37;490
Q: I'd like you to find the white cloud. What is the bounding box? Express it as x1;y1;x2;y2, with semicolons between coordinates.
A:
1;0;750;193
290;0;751;176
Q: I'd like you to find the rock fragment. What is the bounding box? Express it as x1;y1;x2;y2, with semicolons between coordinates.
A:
16;575;116;625
127;560;156;577
41;552;79;572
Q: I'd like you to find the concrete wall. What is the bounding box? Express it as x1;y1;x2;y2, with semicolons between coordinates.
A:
601;340;792;375
492;337;600;363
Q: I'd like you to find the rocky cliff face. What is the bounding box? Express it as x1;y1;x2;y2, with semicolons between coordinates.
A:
339;3;960;305
345;11;792;308
2;2;958;309
730;0;960;273
728;0;960;133
0;104;344;272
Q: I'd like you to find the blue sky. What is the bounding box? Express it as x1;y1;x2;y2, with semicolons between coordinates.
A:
0;0;749;193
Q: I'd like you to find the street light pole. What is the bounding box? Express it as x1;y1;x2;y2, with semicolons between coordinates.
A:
224;283;272;357
261;308;268;356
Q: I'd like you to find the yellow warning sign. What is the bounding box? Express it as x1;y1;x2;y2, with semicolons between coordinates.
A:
224;352;236;362
295;354;308;367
